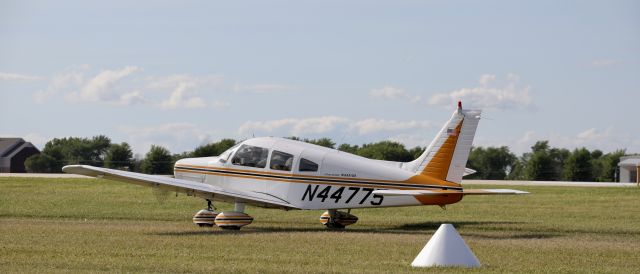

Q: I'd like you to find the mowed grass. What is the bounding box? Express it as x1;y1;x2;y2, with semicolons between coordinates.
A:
1;177;639;273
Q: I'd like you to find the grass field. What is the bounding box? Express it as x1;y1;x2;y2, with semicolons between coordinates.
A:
1;177;639;273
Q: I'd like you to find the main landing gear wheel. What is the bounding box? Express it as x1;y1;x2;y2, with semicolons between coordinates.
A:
214;211;254;230
193;199;218;227
193;201;253;230
215;202;253;230
320;209;358;230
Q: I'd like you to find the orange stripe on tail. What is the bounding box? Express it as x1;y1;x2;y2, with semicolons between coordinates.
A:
421;119;464;180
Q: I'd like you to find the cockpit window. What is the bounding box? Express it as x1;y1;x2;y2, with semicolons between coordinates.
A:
299;158;318;172
270;150;293;171
231;145;269;168
219;143;241;161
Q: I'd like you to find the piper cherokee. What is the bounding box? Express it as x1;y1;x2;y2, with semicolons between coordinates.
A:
63;102;527;230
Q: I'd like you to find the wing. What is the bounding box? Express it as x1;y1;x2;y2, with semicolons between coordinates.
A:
373;188;529;196
62;165;297;209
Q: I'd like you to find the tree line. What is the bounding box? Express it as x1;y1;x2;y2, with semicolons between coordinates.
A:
25;136;627;182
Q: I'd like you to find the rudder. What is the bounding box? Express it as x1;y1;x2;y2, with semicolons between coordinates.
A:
405;102;481;184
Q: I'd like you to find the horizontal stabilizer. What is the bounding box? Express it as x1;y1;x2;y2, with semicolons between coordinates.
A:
464;168;477;176
460;189;529;195
373;188;528;196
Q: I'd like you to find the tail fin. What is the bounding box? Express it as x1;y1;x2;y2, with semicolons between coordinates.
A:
405;102;481;184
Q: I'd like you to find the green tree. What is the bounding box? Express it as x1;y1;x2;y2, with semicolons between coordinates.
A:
593;149;626;182
141;145;173;174
549;148;570;179
525;152;554;180
338;144;359;154
90;135;112;162
563;148;594;181
506;158;526;180
104;142;134;170
26;135;113;173
307;138;336;149
24;154;56;173
172;151;193;164
287;137;336;149
192;139;237;157
520;141;571;181
523;141;557;180
467;146;516;179
408;146;425;160
356;141;413;161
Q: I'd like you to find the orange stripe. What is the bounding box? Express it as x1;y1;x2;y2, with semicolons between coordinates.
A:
176;164;402;183
175;169;394;189
422;119;463;180
175;165;462;189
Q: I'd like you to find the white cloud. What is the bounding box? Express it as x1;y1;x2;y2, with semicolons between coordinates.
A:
507;128;638;154
119;91;147;105
117;123;212;154
211;100;231;109
159;82;206;109
387;134;432;149
517;130;536;146
34;68;85;103
369;86;407;99
479;74;496;86
291;117;350;136
147;74;223;90
66;66;141;104
0;72;42;81
30;66;304;110
238;116;349;136
149;74;223;109
234;83;294;93
590;59;619;68
34;67;228;108
428;73;533;110
81;66;140;101
349;119;430;135
238;117;432;137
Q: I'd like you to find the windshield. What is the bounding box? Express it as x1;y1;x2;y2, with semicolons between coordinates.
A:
219;143;241;161
231;144;269;168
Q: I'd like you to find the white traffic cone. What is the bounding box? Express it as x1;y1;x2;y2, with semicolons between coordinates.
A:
411;223;481;268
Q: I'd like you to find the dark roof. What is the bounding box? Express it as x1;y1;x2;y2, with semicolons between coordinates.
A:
0;138;39;158
0;138;24;157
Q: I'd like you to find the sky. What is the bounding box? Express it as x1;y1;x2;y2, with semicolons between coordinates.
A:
1;0;639;157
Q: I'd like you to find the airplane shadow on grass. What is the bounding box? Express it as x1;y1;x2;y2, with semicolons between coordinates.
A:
151;220;559;239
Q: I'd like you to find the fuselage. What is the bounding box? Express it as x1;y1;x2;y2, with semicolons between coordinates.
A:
174;137;463;210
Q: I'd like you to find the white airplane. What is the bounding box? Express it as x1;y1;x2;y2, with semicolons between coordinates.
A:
63;102;527;230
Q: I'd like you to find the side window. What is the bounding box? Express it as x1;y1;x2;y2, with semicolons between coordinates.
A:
231;145;269;168
299;158;319;172
270;150;294;171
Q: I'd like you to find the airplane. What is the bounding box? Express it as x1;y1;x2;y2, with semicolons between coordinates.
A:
63;101;528;230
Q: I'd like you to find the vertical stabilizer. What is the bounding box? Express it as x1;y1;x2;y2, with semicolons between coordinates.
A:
404;102;481;183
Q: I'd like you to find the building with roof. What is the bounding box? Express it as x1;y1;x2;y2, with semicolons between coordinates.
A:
618;155;640;183
0;138;41;173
